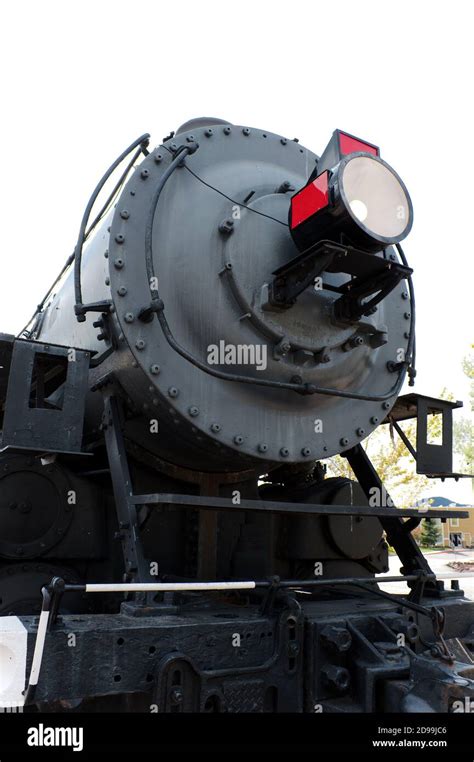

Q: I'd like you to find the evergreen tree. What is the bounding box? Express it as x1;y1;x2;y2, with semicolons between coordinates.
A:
420;518;441;547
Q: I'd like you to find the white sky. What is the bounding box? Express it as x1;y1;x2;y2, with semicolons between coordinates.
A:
0;0;472;501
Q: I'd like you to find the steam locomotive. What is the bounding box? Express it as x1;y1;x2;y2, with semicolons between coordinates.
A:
0;117;472;713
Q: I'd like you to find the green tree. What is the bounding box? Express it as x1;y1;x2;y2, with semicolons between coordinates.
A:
454;353;474;475
420;518;441;547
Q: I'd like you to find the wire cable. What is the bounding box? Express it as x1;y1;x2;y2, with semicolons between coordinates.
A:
183;165;288;227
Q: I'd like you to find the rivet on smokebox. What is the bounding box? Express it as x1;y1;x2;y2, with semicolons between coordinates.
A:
188;406;200;417
140;169;150;179
120;210;130;220
280;447;289;457
117;286;127;296
154;153;163;163
219;219;234;235
150;364;160;375
382;401;391;410
114;258;124;269
168;387;179;398
301;447;311;457
135;339;146;350
210;423;221;433
115;234;125;244
340;437;349;446
258;443;268;453
233;435;244;445
124;312;134;323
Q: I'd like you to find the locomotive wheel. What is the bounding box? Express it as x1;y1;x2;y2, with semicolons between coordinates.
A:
0;455;73;560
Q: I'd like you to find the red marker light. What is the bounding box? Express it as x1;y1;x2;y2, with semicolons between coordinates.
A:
338;131;379;158
290;171;329;229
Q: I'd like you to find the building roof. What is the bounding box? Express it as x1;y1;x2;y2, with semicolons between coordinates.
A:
418;495;473;508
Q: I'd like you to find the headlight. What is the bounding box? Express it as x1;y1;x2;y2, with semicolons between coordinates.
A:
290;131;413;254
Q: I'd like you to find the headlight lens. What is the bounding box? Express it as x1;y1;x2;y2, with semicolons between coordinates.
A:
341;155;411;239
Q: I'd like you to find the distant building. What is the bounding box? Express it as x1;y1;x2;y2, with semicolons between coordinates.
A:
416;496;474;548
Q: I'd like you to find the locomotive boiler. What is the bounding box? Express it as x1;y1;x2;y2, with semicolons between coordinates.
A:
0;117;472;714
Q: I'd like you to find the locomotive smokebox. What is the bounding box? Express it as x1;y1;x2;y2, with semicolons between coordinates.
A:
36;120;414;472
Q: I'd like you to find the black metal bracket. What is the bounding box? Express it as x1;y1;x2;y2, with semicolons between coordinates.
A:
74;299;113;322
407;570;428;604
333;261;411;323
259;576;281;615
268;240;412;321
384;393;472;479
0;334;90;454
269;240;338;307
47;576;66;631
101;393;153;586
